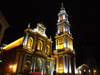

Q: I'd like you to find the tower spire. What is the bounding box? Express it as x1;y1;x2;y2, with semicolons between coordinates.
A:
61;3;63;7
60;3;65;10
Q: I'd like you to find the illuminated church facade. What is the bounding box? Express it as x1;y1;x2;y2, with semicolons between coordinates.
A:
1;23;54;75
1;4;77;75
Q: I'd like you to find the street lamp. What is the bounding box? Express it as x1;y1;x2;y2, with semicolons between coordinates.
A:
9;65;13;68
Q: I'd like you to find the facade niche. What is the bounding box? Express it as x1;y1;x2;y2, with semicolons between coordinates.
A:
27;37;33;49
37;40;43;50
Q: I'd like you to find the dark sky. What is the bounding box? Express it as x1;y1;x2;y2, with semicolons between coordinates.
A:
0;0;100;67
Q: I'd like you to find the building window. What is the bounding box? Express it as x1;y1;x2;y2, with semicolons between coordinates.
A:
27;37;33;49
37;40;43;50
60;26;63;32
58;38;64;49
47;45;50;55
60;16;63;21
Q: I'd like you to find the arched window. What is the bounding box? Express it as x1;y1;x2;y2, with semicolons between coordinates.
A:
37;40;43;50
69;38;72;50
47;45;50;55
27;37;33;49
60;26;63;32
60;16;63;21
58;38;64;49
37;59;42;71
24;60;31;73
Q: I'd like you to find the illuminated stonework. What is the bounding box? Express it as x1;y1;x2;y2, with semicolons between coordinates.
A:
2;23;54;75
54;4;77;75
1;3;78;75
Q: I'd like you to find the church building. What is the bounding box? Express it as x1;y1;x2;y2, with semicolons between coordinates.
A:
1;23;54;75
1;4;77;75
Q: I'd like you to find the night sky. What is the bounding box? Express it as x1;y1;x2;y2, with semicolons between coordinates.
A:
0;0;100;68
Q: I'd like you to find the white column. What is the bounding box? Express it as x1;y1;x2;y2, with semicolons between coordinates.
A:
30;57;34;72
23;34;28;46
56;39;58;49
63;25;65;32
64;36;66;48
33;57;36;72
74;57;77;74
50;61;53;75
66;55;68;73
69;56;71;73
63;14;65;19
68;27;70;34
64;56;66;73
44;60;46;74
64;55;68;73
58;26;60;33
67;37;69;48
41;60;44;75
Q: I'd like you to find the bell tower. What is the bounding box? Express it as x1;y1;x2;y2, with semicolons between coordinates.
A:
53;3;77;75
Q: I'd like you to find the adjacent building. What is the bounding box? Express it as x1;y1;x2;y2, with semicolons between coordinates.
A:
0;11;9;45
77;64;98;75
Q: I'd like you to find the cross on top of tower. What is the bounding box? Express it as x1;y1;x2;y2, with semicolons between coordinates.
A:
60;3;65;10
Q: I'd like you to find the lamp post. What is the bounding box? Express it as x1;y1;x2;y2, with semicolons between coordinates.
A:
9;65;13;68
9;65;13;75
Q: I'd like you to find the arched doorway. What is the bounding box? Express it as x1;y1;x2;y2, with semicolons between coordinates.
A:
24;60;31;73
36;59;42;72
